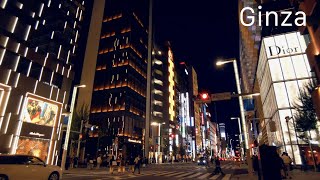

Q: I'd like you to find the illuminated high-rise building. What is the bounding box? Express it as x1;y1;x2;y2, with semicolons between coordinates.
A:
89;0;149;155
0;0;86;165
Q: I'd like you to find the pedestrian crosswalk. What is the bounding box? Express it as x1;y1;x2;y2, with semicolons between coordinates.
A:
114;170;232;179
150;163;241;171
65;170;232;179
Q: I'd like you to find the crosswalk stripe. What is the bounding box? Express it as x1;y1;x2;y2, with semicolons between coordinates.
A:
222;174;232;180
154;171;174;176
209;174;220;180
197;173;212;179
164;172;185;177
186;172;202;179
164;172;186;177
175;172;196;178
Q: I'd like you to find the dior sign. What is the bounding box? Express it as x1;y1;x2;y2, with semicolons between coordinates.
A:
262;32;307;59
268;46;300;57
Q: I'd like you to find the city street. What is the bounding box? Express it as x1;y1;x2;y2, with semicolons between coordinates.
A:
63;161;247;180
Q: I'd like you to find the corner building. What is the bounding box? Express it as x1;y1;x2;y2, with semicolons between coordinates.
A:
0;0;85;165
256;32;318;165
90;0;148;156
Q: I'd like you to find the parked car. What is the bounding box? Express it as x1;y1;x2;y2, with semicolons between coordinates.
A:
197;157;207;165
0;155;62;180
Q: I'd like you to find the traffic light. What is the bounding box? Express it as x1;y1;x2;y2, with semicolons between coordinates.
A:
170;134;174;138
200;93;209;100
251;143;254;148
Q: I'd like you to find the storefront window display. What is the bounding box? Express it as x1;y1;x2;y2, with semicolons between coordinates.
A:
16;137;49;162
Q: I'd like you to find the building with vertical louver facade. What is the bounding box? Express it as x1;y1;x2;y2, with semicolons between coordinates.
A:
0;0;85;165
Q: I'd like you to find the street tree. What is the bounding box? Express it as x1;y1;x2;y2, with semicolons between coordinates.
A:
293;81;318;171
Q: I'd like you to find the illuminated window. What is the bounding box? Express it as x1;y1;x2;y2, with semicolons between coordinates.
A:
154;100;163;106
153;111;163;118
154;69;163;76
154;89;163;96
154;59;162;65
154;79;163;86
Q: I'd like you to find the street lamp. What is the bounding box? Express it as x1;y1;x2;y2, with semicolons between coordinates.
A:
61;84;86;171
217;59;249;150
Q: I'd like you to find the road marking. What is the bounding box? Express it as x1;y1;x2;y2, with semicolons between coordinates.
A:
186;172;202;178
164;171;186;177
197;173;212;179
153;171;173;176
222;174;231;180
175;171;196;178
209;174;220;180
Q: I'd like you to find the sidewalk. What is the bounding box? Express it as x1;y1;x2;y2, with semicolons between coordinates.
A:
231;170;320;180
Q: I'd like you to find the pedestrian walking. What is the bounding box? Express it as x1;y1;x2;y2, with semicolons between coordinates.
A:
109;156;116;174
212;157;225;175
106;155;110;168
74;156;79;168
133;155;141;174
88;156;94;170
118;156;125;173
65;156;70;170
281;152;292;179
128;156;135;173
97;155;102;169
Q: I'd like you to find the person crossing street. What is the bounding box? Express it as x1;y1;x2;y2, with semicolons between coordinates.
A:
133;155;141;174
212;156;225;175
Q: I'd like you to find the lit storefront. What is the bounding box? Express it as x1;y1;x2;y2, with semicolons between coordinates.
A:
256;32;319;165
13;94;62;165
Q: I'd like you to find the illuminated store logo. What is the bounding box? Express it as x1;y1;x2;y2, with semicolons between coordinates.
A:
29;132;45;137
263;32;307;59
268;46;300;57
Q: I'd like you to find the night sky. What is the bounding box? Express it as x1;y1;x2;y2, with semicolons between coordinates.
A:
154;0;241;136
76;0;241;137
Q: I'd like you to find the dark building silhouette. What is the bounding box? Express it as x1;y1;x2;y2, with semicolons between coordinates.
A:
89;0;149;155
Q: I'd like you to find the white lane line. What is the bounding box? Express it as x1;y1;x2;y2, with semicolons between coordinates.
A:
209;174;220;180
186;172;203;179
222;174;232;180
197;173;212;179
175;171;196;178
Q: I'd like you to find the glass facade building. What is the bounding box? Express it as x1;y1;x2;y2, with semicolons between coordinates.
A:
256;32;318;164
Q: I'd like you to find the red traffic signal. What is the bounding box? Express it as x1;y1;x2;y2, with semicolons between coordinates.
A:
251;143;254;148
170;134;175;138
200;93;209;100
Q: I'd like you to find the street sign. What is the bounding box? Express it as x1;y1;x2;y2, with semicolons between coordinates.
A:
211;92;231;101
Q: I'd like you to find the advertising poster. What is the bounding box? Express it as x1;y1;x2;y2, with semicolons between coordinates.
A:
22;97;58;127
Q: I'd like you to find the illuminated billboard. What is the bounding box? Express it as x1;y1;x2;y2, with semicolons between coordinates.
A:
22;97;58;127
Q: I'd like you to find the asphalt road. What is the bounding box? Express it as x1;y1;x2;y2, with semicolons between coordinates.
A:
63;161;248;180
